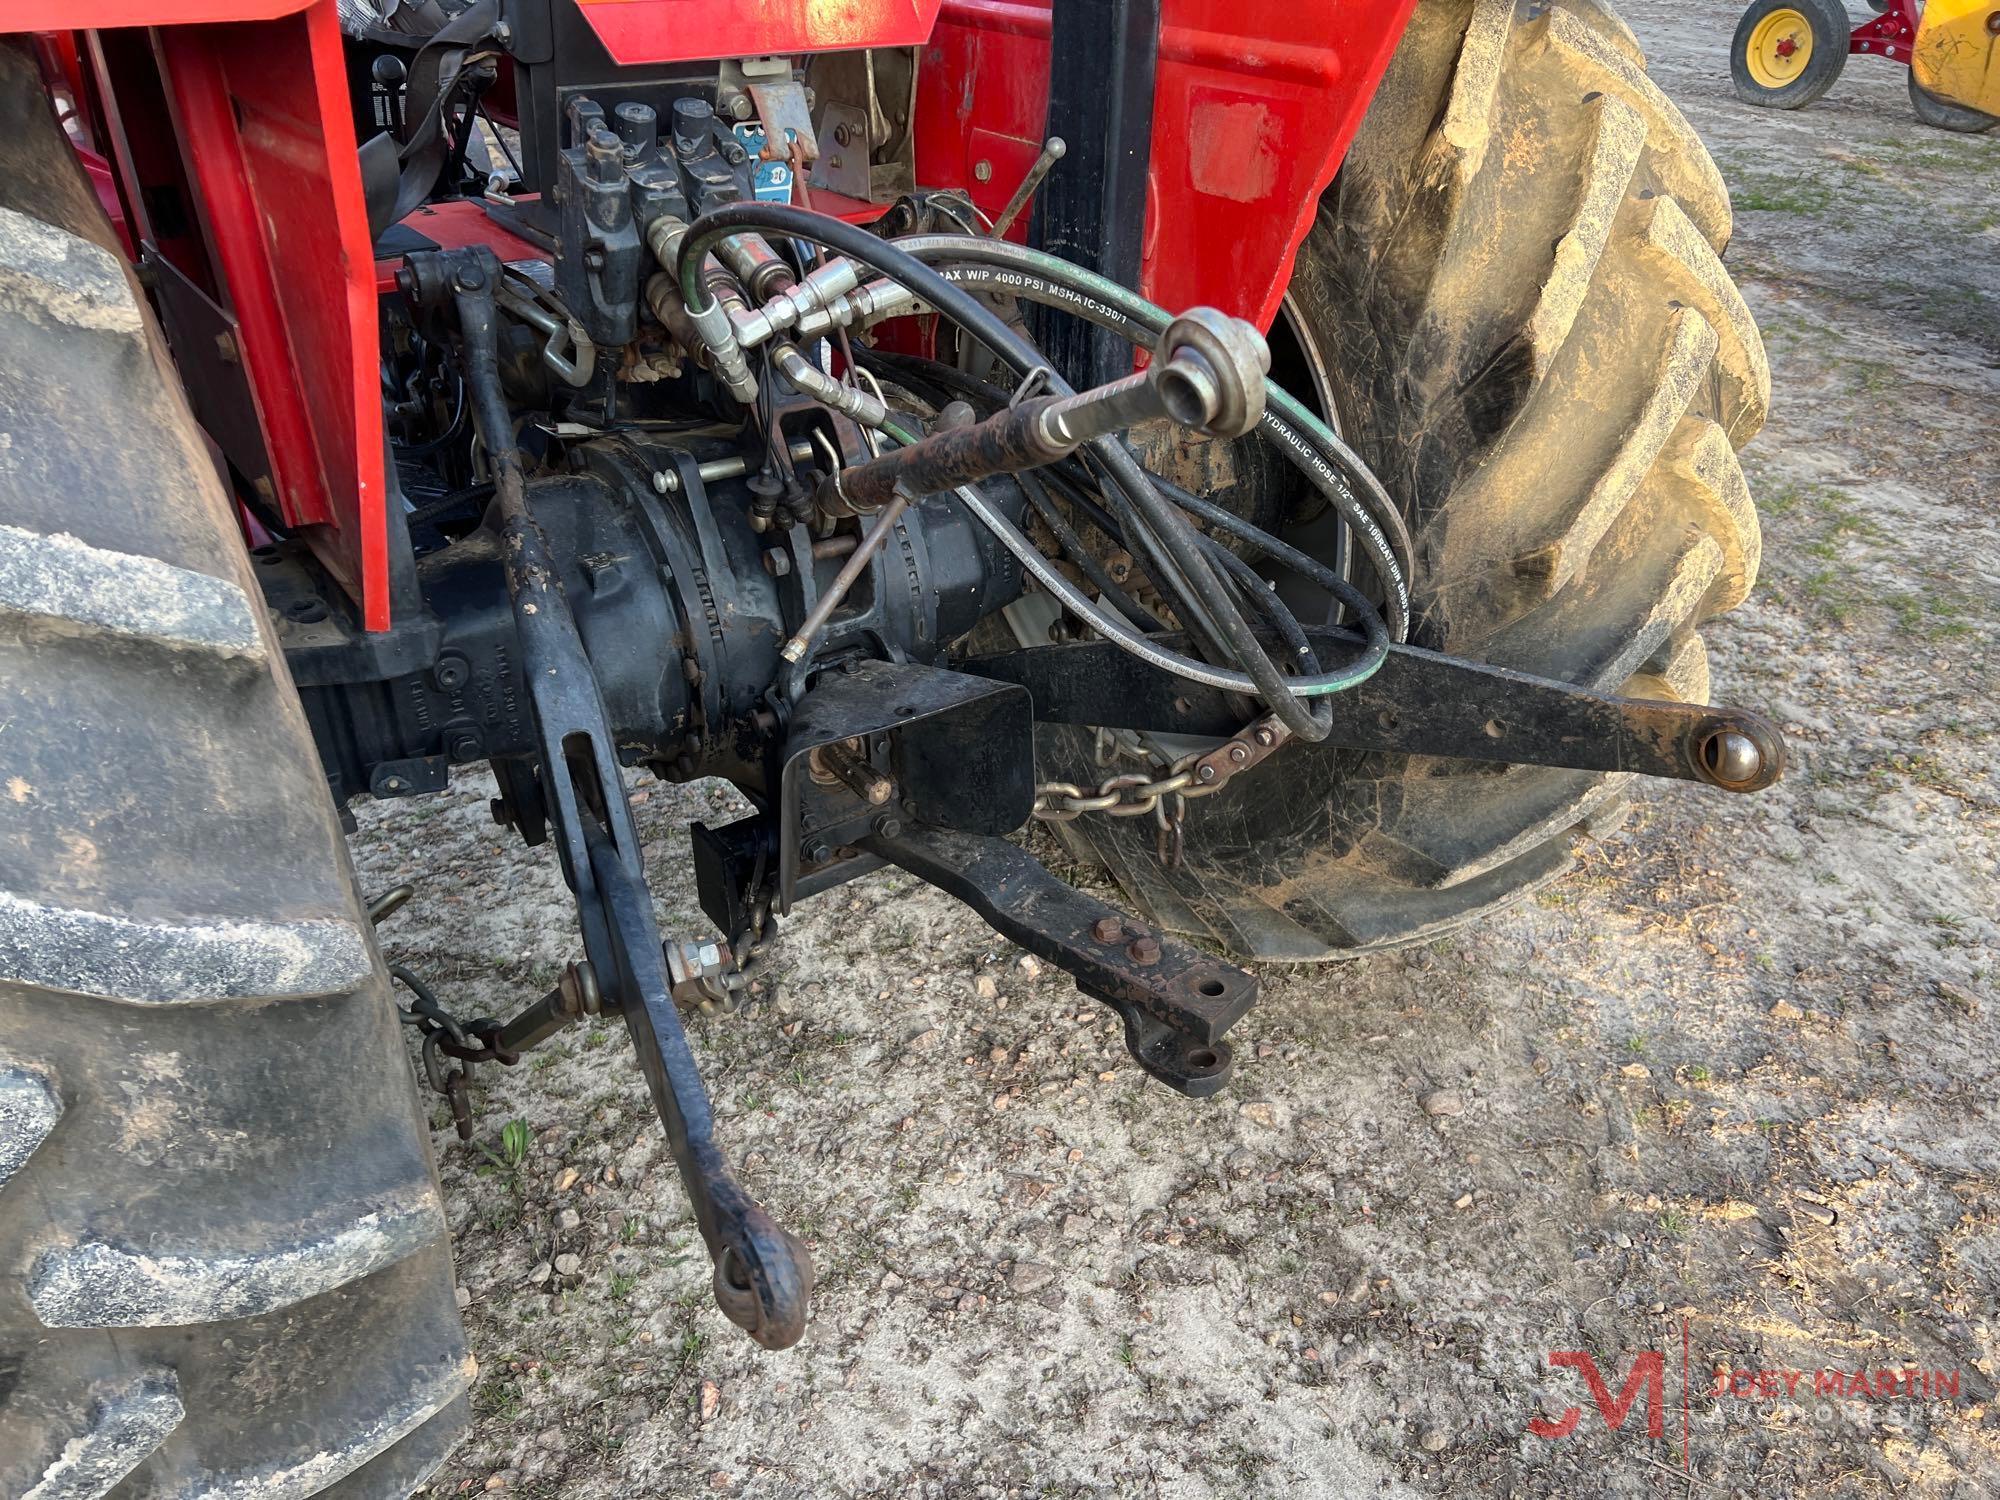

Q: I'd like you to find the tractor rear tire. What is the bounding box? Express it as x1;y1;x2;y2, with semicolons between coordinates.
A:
0;43;471;1500
1061;0;1767;958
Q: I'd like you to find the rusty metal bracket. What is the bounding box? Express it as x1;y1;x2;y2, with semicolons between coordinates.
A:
861;823;1254;1097
777;659;1034;913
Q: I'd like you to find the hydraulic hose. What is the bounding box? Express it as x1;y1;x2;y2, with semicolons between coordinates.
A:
953;479;1388;700
863;346;1380;633
866;416;1387;699
678;203;1341;740
888;238;1413;642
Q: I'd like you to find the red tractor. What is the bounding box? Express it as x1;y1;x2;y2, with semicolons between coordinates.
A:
0;0;1775;1492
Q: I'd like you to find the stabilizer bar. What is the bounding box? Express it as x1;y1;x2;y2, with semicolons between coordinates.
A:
962;632;1786;793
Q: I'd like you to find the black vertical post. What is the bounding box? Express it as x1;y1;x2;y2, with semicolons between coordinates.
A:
1028;0;1161;390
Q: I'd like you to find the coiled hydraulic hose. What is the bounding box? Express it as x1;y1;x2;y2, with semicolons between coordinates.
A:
869;413;1389;700
863;345;1379;639
675;204;1384;734
886;238;1412;642
949;479;1387;702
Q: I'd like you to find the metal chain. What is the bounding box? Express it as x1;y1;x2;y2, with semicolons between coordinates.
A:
1031;726;1232;823
1031;718;1291;869
377;892;523;1140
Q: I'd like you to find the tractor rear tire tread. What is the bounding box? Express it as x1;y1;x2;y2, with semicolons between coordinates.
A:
0;42;470;1500
1057;0;1765;957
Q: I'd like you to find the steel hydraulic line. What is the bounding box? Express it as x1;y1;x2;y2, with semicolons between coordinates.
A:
675;205;1345;740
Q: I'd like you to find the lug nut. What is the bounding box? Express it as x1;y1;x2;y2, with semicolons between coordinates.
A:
1127;935;1161;966
1092;916;1123;943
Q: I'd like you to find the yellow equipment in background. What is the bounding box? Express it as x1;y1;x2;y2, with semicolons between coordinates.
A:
1732;0;2000;132
1912;0;2000;119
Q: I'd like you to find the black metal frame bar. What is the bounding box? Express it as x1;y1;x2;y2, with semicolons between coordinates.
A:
1028;0;1161;388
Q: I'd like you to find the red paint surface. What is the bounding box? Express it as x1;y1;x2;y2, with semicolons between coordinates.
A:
3;0;309;26
573;0;943;65
372;199;552;293
918;0;1418;329
1849;0;1918;64
159;1;389;627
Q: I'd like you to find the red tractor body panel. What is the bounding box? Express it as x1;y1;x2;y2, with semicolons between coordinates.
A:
918;0;1417;328
156;5;388;624
17;0;1415;632
573;0;945;65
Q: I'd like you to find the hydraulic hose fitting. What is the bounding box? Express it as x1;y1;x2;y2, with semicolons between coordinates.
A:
713;231;795;304
644;271;706;356
770;343;889;427
793;279;928;343
687;277;760;404
646;214;692;273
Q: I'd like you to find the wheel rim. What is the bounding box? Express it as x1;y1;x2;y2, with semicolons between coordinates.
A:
1746;9;1814;89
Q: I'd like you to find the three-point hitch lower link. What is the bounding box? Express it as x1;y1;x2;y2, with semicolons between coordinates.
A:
427;246;813;1350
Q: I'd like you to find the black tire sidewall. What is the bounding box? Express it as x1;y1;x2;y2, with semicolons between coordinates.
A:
1908;69;2000;131
1731;0;1850;108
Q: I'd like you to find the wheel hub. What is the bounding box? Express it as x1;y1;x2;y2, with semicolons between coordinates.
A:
1748;9;1814;87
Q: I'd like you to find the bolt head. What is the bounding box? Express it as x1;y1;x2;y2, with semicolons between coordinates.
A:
1197;764;1218;783
1092;916;1124;944
973;159;993;182
1228;744;1249;763
1127;935;1161;965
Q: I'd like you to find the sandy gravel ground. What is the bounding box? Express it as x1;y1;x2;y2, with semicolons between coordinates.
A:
353;4;2000;1494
